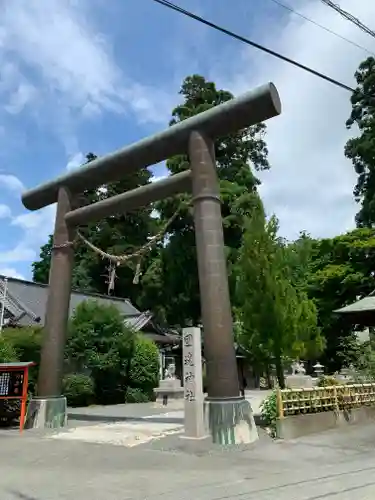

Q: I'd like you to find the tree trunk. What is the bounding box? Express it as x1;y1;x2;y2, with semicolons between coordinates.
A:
265;366;272;389
275;356;285;389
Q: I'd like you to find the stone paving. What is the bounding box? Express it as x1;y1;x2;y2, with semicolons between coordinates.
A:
51;410;184;447
2;393;375;498
2;422;375;499
59;390;270;448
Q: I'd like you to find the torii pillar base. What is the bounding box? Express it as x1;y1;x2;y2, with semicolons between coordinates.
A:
25;396;67;430
205;397;258;445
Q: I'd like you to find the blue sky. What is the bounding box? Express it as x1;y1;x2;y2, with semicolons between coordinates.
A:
0;0;373;280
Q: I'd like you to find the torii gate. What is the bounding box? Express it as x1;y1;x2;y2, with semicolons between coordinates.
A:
22;82;281;442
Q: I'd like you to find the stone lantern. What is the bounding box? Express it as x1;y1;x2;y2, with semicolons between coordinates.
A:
313;362;324;377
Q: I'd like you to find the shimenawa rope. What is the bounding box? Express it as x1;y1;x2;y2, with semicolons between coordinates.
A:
75;199;191;291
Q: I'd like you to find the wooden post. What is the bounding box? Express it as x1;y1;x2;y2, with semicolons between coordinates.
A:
277;388;284;419
20;366;29;434
333;386;339;412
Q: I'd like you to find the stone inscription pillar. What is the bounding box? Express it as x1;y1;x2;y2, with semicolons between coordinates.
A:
182;327;206;440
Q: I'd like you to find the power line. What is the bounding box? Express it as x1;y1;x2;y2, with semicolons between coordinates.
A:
150;0;355;93
320;0;375;40
268;0;375;57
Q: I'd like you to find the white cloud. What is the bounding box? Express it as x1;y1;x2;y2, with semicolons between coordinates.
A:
5;81;36;114
0;174;25;194
0;204;57;265
0;267;26;280
0;204;11;219
0;244;35;264
216;0;370;240
0;0;174;134
66;152;85;171
0;1;174;277
12;204;56;240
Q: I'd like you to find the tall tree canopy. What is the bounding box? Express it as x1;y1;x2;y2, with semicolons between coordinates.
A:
346;56;375;227
273;229;375;372
139;74;270;326
235;200;323;387
307;228;375;371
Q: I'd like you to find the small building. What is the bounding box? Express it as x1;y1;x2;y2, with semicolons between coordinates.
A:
0;275;180;377
334;293;375;344
335;292;375;326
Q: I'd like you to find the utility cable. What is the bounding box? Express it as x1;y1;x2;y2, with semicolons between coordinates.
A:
268;0;375;57
150;0;356;93
320;0;375;40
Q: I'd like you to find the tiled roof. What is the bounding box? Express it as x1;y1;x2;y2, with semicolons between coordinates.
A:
334;293;375;314
0;275;142;327
0;276;179;344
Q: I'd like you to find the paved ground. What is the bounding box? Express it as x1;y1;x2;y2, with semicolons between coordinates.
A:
2;392;375;499
62;390;270;446
3;422;375;499
67;389;271;422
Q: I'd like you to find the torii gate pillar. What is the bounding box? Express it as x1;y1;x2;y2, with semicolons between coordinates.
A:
189;131;258;444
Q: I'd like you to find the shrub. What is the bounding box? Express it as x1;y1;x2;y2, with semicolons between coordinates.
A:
66;300;134;404
2;327;42;394
0;337;19;426
260;391;278;437
128;336;160;400
2;327;42;363
124;387;150;403
62;373;95;407
317;375;341;387
0;336;19;363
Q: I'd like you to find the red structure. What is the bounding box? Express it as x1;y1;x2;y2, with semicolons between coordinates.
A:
0;362;34;433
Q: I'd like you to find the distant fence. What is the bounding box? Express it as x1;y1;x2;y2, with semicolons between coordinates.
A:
276;383;375;419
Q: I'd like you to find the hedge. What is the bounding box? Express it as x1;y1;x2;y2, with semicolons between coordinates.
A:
62;373;95;407
127;336;160;401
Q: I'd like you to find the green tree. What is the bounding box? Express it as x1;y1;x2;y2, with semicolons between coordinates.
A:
2;326;42;393
65;300;159;404
62;373;95;407
32;153;102;288
140;74;270;326
0;337;18;363
128;336;160;400
66;299;134;404
32;153;157;306
32;235;53;285
276;229;375;372
307;227;375;371
284;232;319;289
345;56;375;227
236;201;323;387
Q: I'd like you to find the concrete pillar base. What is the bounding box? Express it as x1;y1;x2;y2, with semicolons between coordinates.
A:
205;397;259;445
25;396;67;430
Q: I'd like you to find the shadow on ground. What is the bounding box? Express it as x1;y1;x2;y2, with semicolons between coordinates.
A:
67;412;183;424
8;491;39;500
67;410;264;426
